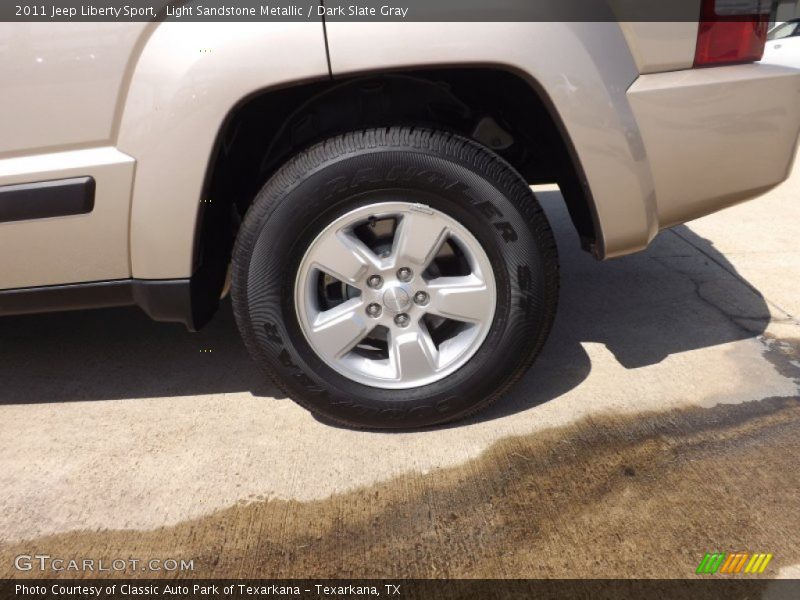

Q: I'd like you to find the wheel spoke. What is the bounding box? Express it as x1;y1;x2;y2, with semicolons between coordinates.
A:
308;230;377;285
390;326;439;381
311;299;369;358
295;201;497;389
427;275;492;323
391;211;449;269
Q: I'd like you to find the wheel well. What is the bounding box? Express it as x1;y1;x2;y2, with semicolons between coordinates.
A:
193;67;598;325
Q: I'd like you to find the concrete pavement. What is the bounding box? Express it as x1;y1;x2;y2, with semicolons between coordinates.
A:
0;154;798;580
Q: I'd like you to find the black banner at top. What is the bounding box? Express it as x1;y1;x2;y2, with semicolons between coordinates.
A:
3;0;794;22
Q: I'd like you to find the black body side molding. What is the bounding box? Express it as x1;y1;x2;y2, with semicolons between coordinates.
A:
0;177;221;331
0;177;95;223
0;278;209;332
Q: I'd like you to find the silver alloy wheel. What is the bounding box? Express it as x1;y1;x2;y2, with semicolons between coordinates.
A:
294;201;497;389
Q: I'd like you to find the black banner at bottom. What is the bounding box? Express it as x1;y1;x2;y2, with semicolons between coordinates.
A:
2;579;800;600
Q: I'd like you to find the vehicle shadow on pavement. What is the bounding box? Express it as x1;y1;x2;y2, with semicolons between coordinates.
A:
0;190;770;412
0;297;285;403
477;190;772;423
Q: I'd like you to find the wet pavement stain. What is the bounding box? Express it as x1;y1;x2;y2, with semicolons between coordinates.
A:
2;393;799;582
762;336;800;386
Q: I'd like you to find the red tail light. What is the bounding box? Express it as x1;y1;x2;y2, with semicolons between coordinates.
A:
694;0;769;67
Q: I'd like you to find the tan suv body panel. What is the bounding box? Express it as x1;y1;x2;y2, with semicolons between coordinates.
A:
0;21;329;287
0;23;144;288
1;19;799;294
117;22;330;280
325;22;800;259
0;23;146;156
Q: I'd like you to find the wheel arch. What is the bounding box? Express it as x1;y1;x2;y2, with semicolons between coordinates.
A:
192;65;602;327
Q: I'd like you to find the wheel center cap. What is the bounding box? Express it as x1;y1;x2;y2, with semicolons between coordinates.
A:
382;287;411;313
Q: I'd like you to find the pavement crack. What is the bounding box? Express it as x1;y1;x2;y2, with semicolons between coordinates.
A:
669;228;799;325
650;242;799;393
651;254;766;336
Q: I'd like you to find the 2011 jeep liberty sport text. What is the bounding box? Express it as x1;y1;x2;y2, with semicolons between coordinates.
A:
1;5;799;428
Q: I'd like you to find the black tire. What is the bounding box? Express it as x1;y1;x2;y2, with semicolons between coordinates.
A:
231;127;558;429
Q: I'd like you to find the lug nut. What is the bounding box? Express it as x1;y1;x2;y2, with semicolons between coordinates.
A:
366;303;382;318
413;291;429;306
394;313;411;328
397;267;413;282
367;275;383;289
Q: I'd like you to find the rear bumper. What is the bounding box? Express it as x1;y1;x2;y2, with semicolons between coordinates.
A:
627;64;800;230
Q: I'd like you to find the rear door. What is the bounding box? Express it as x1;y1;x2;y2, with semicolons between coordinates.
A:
0;24;145;290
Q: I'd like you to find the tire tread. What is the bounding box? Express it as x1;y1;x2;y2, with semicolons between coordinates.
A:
232;127;559;428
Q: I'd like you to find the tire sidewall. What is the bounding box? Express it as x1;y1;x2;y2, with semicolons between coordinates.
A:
234;139;554;428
